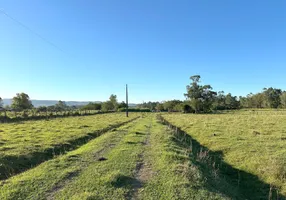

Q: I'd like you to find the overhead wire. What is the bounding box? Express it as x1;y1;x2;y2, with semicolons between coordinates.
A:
0;8;68;55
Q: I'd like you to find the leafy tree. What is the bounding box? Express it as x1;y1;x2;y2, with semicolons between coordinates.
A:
55;100;68;111
155;103;164;111
102;101;114;112
81;102;102;110
182;103;194;113
118;101;127;109
163;100;182;112
0;97;3;108
109;94;118;110
225;93;240;109
11;93;33;110
213;91;226;110
37;106;47;112
252;93;265;108
137;101;158;110
185;75;217;113
280;92;286;108
47;105;56;112
263;88;282;108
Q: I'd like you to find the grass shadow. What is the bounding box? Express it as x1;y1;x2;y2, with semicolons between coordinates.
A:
158;115;286;200
111;174;141;188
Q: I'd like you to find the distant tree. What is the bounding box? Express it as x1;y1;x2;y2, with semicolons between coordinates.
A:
109;94;118;110
137;101;158;110
102;101;114;112
225;93;240;109
213;91;226;110
280;92;286;108
251;93;265;108
263;88;282;108
0;97;3;108
155;103;164;112
185;75;217;113
47;105;56;112
37;106;47;112
118;101;127;109
11;93;33;110
163;100;182;112
55;100;68;111
81;102;102;110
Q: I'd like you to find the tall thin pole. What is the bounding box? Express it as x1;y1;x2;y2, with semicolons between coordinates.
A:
126;84;129;117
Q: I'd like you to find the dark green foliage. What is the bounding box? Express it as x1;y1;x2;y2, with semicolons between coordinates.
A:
118;108;151;112
81;102;102;111
137;101;158;110
118;101;127;109
182;103;194;113
11;93;33;111
102;101;114;112
185;75;217;113
263;87;282;108
0;97;3;108
163;100;183;112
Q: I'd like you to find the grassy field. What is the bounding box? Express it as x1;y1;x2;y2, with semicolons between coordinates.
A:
163;110;286;197
1;111;286;199
0;113;139;180
0;114;239;200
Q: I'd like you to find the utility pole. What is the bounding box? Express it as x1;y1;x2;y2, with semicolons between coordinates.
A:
126;84;129;117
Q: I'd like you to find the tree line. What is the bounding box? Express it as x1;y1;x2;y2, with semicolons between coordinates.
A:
0;93;123;122
1;75;286;117
137;75;286;113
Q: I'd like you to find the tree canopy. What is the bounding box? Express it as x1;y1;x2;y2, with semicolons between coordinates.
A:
11;93;33;110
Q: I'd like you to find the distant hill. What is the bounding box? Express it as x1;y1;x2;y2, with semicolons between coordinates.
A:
2;99;137;108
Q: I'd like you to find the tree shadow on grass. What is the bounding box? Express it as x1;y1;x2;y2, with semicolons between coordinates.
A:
158;116;286;200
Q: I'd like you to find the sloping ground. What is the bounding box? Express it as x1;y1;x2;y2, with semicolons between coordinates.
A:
1;113;282;199
0;113;140;180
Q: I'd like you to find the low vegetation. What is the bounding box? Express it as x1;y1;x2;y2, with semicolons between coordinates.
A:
0;113;139;180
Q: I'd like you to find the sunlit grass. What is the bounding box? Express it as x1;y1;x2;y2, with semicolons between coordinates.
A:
163;110;286;195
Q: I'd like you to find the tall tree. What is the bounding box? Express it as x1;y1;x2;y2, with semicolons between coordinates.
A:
0;97;3;108
185;75;217;113
109;94;118;110
11;93;33;110
155;103;164;111
225;93;240;109
280;92;286;108
263;88;282;108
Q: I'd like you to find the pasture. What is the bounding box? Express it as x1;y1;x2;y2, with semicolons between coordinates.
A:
0;113;139;180
0;111;285;199
163;110;286;197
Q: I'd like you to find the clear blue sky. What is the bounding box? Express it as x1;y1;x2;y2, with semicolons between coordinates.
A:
1;0;286;103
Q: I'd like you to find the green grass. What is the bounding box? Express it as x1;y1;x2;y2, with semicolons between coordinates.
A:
0;118;139;199
139;116;232;200
163;111;286;197
2;111;285;199
0;113;139;179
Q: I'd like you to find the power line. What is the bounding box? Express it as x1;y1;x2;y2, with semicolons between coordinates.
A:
0;9;67;54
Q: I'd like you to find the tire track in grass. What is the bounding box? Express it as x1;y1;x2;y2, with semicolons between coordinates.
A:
0;120;141;200
0;116;139;181
130;121;153;200
45;129;131;200
51;116;152;200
